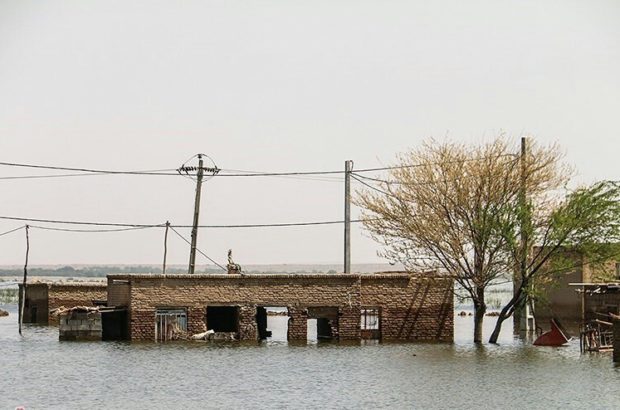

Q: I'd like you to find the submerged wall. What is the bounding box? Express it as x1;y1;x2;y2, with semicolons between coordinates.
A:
108;272;454;342
361;274;453;341
18;283;48;324
19;282;107;324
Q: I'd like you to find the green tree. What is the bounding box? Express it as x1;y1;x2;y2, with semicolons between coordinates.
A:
488;180;620;343
356;138;572;343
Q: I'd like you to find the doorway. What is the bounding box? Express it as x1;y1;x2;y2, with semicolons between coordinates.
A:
306;307;338;341
257;306;288;341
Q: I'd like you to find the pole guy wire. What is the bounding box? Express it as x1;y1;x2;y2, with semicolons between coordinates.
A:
168;226;227;271
0;225;25;237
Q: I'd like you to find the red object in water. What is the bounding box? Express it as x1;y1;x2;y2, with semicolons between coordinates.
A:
533;318;570;346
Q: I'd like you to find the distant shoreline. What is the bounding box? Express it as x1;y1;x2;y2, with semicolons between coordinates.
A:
0;263;406;278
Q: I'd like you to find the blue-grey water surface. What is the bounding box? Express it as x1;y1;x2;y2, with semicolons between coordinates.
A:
1;303;619;410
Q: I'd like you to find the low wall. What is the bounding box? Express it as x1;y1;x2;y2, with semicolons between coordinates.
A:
109;272;454;342
59;310;102;341
361;274;453;341
48;284;107;324
19;282;107;324
18;283;48;324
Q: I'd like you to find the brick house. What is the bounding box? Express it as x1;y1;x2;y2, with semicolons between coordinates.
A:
18;282;107;325
107;272;454;342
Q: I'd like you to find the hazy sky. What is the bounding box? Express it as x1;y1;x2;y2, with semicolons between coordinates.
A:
0;0;618;267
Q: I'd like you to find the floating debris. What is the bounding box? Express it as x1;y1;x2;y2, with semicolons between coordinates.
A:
580;318;613;352
51;306;100;317
534;318;570;347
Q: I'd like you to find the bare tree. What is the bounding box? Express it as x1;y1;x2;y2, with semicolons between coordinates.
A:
355;138;570;343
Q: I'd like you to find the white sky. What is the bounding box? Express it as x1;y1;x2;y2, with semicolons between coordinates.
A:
0;0;619;267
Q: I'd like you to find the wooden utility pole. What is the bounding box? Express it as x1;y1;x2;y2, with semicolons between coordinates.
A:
162;221;170;275
19;225;29;336
517;137;535;333
188;155;205;274
344;160;353;273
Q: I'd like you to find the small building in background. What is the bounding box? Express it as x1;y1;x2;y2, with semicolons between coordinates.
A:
18;282;107;325
534;248;620;327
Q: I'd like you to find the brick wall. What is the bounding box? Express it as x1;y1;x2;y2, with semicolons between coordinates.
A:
361;274;453;341
18;283;49;324
107;279;130;307
111;273;453;342
47;284;107;324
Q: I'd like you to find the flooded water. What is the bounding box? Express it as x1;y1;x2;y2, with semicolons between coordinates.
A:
1;302;619;410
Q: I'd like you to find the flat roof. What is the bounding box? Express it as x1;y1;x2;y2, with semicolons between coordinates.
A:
20;281;107;288
107;272;447;280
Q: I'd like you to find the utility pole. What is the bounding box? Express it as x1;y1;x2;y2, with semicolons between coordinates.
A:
344;160;353;273
188;155;205;274
162;221;170;275
517;137;535;333
178;154;219;274
19;225;29;336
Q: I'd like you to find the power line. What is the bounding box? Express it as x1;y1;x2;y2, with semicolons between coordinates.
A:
0;216;163;228
0;215;374;229
193;219;372;228
0;225;25;237
352;154;516;173
351;172;441;187
168;226;227;271
350;174;399;198
0;161;178;176
29;225;158;233
0;169;178;180
0;155;515;180
219;168;344;183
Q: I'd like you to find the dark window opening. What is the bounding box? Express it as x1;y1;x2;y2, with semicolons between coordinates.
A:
102;309;129;341
317;318;333;339
206;306;239;332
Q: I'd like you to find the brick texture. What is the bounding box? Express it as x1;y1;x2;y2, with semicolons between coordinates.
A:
47;284;107;324
361;275;453;341
19;283;106;324
111;273;453;343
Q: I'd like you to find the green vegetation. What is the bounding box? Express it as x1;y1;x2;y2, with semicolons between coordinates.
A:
0;288;18;304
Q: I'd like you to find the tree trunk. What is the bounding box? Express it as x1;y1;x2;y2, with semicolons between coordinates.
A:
473;287;486;343
489;293;525;344
489;311;509;344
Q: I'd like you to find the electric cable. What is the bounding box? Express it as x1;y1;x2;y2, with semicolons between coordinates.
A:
350;174;400;199
0;225;25;237
168;226;227;271
352;154;517;173
28;225;160;233
0;215;374;229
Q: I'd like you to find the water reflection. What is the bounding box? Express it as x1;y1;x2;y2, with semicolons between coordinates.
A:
1;303;619;410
